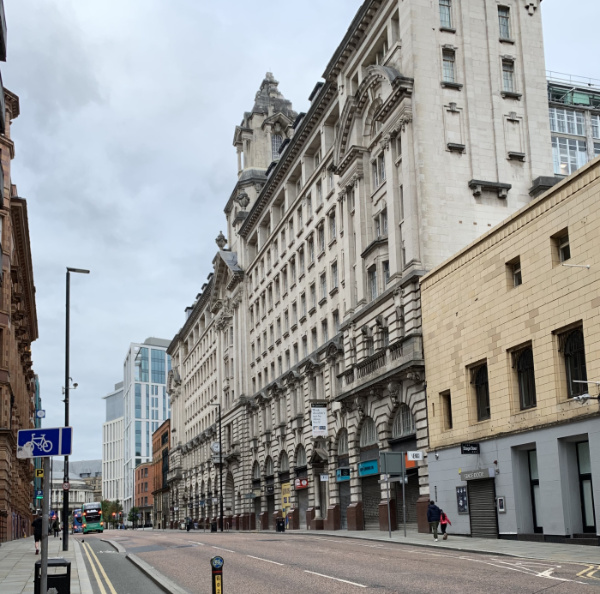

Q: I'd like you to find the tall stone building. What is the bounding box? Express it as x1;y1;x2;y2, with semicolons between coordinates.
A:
168;0;556;532
0;0;39;542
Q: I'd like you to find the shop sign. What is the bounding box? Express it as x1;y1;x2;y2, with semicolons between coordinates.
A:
461;442;480;455
320;474;329;482
336;468;350;482
358;460;379;477
459;468;495;481
311;404;328;438
294;478;309;490
281;482;291;515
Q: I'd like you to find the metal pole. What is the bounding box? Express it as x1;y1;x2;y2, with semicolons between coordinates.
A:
386;476;392;539
62;270;70;552
41;456;50;593
402;453;407;538
219;404;223;532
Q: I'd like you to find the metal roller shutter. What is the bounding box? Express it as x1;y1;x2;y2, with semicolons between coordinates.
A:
339;482;350;529
362;476;381;529
468;479;498;538
267;496;275;529
298;490;309;529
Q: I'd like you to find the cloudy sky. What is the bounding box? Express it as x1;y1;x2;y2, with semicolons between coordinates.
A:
3;0;599;461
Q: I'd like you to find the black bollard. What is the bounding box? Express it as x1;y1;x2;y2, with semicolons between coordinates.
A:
210;556;224;594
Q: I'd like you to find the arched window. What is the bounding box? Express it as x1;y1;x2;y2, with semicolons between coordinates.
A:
252;461;261;480
279;451;289;473
337;430;348;456
564;329;587;398
516;347;536;409
272;134;283;160
392;404;415;438
359;417;377;448
265;457;274;476
296;445;307;467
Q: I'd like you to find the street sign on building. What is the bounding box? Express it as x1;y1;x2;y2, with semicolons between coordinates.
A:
16;427;73;458
407;451;423;461
35;469;44;478
461;443;480;455
35;489;43;499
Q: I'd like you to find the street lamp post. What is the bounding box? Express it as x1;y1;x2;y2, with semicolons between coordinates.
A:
210;403;223;532
62;267;90;551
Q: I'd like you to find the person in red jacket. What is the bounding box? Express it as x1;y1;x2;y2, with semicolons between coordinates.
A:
440;510;452;540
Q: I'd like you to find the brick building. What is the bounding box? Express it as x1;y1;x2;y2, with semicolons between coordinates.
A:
134;461;153;526
421;157;600;544
151;419;170;529
0;0;39;543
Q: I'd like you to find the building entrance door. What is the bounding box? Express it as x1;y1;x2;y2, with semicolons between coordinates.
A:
339;481;350;529
577;441;596;533
468;478;498;538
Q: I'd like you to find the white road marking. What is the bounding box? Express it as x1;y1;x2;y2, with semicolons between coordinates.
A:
187;541;206;546
212;546;235;553
305;570;367;588
247;555;284;566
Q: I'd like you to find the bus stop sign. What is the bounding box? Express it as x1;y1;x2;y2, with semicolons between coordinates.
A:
16;427;73;458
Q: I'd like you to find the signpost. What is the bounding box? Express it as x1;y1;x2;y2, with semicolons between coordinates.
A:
18;427;73;594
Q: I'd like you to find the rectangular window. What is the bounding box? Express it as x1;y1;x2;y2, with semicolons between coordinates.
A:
310;283;317;309
552;136;588;176
557;230;571;263
383;260;390;285
322;320;329;343
442;49;456;83
292;302;298;325
300;293;307;318
498;6;510;39
288;218;294;239
368;266;378;301
311;328;318;350
329;210;336;240
592;114;600;139
439;0;452;28
302;335;308;357
559;327;587;398
472;364;491;421
318;223;325;253
280;228;286;249
508;257;522;287
317;181;323;205
284;309;289;332
441;391;453;430
319;273;327;300
290;258;297;284
502;60;515;93
308;235;315;263
512;346;537;410
298;247;305;275
372;153;386;189
297;206;303;231
333;310;340;334
331;261;339;289
282;267;288;293
549;108;585;136
293;343;299;364
277;317;282;339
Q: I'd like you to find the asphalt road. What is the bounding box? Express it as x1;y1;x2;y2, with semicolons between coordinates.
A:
76;533;165;594
82;529;600;594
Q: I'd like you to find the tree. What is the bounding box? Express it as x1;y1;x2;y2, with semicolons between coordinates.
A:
128;506;140;528
101;499;123;529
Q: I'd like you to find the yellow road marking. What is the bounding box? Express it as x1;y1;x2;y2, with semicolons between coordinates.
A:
81;542;107;594
577;564;600;580
83;542;118;594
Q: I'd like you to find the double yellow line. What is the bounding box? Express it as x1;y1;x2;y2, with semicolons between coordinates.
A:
81;541;118;594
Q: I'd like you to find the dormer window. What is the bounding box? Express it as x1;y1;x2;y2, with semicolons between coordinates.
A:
272;134;283;160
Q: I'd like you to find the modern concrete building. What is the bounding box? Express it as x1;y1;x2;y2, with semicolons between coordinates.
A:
421;156;600;544
122;338;171;518
167;0;561;534
102;382;124;503
151;419;170;529
0;0;40;543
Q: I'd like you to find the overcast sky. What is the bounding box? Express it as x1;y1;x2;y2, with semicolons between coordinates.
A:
3;0;599;462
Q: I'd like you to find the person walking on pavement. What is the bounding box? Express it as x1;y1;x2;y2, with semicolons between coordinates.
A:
52;518;60;538
440;510;452;540
31;512;43;554
427;500;442;541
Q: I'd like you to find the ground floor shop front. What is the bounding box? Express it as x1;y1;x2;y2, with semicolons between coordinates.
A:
427;418;600;545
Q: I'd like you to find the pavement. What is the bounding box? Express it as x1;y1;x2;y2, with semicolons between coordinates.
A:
0;535;92;594
0;526;598;593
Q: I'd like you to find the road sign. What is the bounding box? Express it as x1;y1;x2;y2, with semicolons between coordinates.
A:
36;410;46;419
35;489;43;499
16;427;73;458
63;482;70;491
35;469;44;478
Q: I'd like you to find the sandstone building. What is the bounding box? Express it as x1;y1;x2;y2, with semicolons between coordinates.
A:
421;156;600;544
0;0;39;542
167;0;558;532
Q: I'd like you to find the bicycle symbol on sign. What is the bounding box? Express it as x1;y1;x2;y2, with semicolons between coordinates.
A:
25;434;53;454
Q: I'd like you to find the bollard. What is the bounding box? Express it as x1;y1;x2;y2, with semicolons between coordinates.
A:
210;556;224;594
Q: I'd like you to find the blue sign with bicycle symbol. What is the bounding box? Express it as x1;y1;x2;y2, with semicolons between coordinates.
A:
17;427;73;458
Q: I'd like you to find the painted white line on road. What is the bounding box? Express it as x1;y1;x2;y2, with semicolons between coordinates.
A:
213;546;235;553
187;541;206;546
358;543;384;548
305;570;367;588
247;555;285;566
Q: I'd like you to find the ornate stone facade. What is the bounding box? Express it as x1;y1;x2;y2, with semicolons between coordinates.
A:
168;0;554;532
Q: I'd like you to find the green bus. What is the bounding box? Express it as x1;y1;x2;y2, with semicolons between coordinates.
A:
82;502;104;534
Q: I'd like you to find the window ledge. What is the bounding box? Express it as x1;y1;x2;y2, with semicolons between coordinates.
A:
329;286;339;297
309;306;317;316
275;338;282;346
316;202;324;213
280;248;287;258
299;315;307;324
288;240;295;248
447;142;466;153
298;272;305;282
268;345;274;352
328;237;337;248
318;298;327;307
499;37;515;44
266;269;271;277
318;250;326;261
441;81;463;90
306;215;313;225
308;261;315;271
290;282;296;291
439;26;456;33
502;91;522;100
262;350;268;358
508;151;526;162
282;291;288;300
283;330;290;339
291;323;298;331
296;229;303;238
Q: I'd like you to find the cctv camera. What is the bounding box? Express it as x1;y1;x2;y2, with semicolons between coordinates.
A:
73;383;78;389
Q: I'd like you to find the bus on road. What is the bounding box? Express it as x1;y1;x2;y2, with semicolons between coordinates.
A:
82;502;104;533
72;509;83;534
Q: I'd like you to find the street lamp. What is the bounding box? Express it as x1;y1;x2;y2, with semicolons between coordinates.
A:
62;266;90;551
210;403;223;532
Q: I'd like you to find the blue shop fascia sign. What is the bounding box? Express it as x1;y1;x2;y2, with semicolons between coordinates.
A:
336;467;351;482
358;460;379;477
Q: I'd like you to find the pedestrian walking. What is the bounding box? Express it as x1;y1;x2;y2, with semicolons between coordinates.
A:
52;518;60;538
31;512;42;554
426;500;442;541
440;510;452;540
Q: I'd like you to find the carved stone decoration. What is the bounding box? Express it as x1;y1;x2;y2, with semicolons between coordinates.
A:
405;371;423;384
236;191;250;209
215;231;227;249
524;1;539;16
387;381;401;406
340;400;354;415
354;395;367;418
